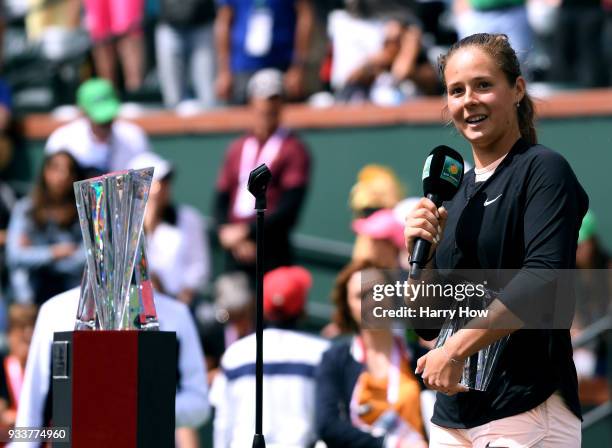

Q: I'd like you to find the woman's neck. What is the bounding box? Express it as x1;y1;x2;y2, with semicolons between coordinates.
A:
46;191;68;205
472;129;521;169
360;330;395;379
360;329;394;352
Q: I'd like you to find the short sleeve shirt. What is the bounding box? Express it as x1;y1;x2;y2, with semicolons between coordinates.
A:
45;118;151;172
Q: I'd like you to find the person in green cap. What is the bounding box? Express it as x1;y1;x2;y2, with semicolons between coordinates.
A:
44;78;151;175
576;210;611;269
575;210;611;327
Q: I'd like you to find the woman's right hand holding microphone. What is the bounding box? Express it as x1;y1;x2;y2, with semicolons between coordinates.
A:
404;197;448;264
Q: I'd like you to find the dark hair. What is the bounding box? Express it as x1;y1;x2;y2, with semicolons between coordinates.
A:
331;259;389;333
30;151;84;228
8;303;38;331
438;33;537;146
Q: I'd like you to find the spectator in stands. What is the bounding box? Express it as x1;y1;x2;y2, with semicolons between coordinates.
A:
25;0;86;61
320;209;406;340
44;78;151;175
0;76;13;245
213;69;310;279
316;261;427;448
572;210;610;408
210;265;329;448
318;165;406;340
197;271;255;384
329;8;439;104
549;0;606;88
349;165;406;266
128;152;211;305
0;145;15;334
453;0;533;69
14;286;210;447
524;0;558;80
6;151;85;305
0;67;13;330
214;0;314;104
0;304;37;435
83;0;146;91
156;0;217;109
574;210;612;328
349;165;404;219
0;178;15;329
352;208;406;268
415;0;458;46
327;4;387;101
0;76;11;151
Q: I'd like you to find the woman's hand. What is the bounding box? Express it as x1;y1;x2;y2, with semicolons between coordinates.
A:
232;240;256;263
404;198;448;261
218;223;250;249
415;346;469;396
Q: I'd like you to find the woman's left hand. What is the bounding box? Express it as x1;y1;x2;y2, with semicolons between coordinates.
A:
415;346;469;396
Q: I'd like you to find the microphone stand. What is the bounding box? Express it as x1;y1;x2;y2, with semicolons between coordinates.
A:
248;164;272;448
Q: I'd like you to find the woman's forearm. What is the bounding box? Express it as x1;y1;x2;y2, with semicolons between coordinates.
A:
444;327;514;362
443;297;522;361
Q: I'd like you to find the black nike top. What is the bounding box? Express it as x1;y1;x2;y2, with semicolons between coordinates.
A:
419;138;589;429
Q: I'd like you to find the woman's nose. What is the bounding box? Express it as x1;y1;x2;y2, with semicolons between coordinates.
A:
463;88;477;106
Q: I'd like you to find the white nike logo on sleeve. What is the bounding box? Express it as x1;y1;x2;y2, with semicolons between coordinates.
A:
484;194;502;206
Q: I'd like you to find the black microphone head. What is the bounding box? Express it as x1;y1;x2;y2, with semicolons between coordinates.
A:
422;145;464;201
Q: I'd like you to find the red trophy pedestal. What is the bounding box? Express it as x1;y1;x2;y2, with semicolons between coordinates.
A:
52;331;177;448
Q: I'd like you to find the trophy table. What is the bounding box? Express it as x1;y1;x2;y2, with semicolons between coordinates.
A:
51;168;176;447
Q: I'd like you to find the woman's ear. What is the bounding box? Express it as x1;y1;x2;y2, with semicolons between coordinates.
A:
515;76;526;103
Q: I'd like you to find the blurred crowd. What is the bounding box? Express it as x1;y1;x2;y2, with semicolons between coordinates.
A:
0;0;611;113
0;69;607;447
0;0;608;446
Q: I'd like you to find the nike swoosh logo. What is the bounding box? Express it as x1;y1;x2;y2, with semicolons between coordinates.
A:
484;194;502;206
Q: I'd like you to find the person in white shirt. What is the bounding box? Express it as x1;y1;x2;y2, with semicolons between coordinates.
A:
128;152;211;305
210;266;329;448
45;78;150;174
12;287;210;447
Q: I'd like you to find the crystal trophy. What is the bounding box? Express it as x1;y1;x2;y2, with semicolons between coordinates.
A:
435;287;509;391
73;168;159;330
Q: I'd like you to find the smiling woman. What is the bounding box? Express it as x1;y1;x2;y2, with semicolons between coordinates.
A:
403;33;588;448
439;33;534;169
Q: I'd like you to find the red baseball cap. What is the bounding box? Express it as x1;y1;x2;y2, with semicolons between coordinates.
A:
263;266;312;321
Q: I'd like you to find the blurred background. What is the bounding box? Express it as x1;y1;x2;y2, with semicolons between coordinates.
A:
0;0;610;446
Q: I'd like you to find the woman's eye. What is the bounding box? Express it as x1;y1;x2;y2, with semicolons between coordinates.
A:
478;81;491;89
450;87;463;95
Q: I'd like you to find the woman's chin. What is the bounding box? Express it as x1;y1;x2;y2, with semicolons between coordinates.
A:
462;130;487;145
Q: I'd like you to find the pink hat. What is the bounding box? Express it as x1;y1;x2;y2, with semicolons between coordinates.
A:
352;209;405;250
263;266;312;321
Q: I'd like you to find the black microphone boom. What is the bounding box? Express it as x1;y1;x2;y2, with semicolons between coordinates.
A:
410;145;464;278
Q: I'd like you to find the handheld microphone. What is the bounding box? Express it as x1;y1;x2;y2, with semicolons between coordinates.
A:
410;145;464;278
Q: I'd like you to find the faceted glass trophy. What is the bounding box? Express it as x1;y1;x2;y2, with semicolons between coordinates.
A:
435;288;509;391
73;168;159;330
